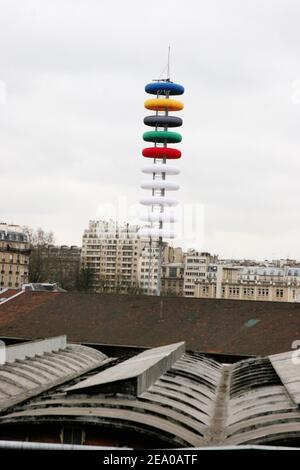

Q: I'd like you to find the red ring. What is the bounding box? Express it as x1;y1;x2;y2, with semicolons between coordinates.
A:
142;147;181;159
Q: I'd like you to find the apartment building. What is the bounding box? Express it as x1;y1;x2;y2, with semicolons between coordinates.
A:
138;245;184;295
81;220;142;293
39;245;81;290
194;265;300;302
138;243;160;295
0;223;30;289
183;251;217;297
161;262;185;296
81;220;300;302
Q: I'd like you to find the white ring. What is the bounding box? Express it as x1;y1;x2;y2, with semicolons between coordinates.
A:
140;196;178;206
140;212;177;223
138;228;176;239
141;181;179;191
141;164;180;175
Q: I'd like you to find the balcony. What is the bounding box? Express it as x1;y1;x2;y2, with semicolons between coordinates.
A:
0;246;31;255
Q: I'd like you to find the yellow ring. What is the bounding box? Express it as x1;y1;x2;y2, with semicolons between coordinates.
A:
144;98;184;111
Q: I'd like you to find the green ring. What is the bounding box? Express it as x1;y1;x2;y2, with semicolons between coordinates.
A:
143;130;182;144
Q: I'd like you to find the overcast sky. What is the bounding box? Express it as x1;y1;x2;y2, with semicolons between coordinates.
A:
1;0;300;259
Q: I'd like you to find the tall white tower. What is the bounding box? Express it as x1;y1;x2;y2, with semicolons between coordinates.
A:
138;77;184;295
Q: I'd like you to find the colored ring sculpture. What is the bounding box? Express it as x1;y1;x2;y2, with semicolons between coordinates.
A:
140;78;184;243
142;147;181;159
144;115;183;128
143;130;182;144
145;82;184;96
144;98;184;111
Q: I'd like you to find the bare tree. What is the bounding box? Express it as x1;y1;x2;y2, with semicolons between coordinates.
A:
23;227;55;283
23;226;55;247
76;267;93;291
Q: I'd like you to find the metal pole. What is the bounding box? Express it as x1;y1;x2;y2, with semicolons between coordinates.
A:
156;83;169;296
156;238;162;296
147;237;152;295
167;45;171;81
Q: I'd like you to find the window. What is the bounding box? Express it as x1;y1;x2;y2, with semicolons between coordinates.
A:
276;289;284;298
229;287;239;296
243;288;254;296
169;267;177;278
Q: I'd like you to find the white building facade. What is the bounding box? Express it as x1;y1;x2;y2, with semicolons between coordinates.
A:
81;220;143;293
183;251;217;297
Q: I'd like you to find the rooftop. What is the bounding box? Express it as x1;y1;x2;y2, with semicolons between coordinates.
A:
0;336;300;448
0;292;300;356
22;283;66;293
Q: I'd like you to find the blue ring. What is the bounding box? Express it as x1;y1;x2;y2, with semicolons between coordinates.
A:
145;81;184;96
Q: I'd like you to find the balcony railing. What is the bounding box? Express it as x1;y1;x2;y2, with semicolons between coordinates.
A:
0;247;31;255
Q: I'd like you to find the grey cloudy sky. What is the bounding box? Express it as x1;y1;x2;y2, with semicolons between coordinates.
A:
1;0;300;259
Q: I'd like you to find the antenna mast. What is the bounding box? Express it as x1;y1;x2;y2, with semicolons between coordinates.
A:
167;45;171;81
139;49;184;296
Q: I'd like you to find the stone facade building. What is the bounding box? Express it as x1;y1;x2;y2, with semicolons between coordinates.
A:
161;262;184;296
0;223;30;289
194;265;300;302
39;245;81;290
